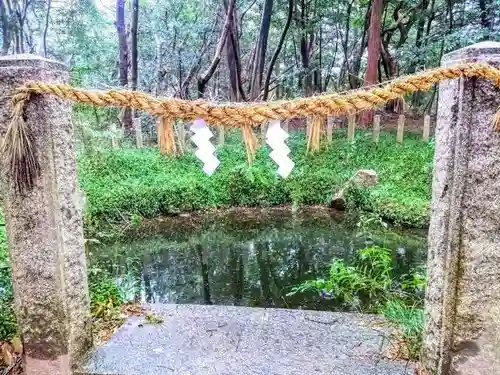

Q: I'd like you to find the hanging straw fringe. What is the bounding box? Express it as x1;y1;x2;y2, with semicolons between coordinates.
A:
306;116;325;154
2;91;39;195
242;124;257;165
158;117;176;155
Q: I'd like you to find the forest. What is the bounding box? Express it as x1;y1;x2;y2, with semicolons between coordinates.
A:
0;0;498;134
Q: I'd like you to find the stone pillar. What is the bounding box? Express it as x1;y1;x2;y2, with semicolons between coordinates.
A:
0;55;91;374
422;41;500;374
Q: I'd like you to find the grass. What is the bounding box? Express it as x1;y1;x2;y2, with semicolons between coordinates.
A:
78;130;434;234
288;242;426;361
381;299;424;361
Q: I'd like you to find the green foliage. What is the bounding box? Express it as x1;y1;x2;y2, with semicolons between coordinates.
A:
0;212;16;341
88;266;123;318
79;131;434;235
289;242;427;360
381;299;424;360
287;246;393;311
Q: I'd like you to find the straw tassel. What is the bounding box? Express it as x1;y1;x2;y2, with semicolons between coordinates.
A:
306;115;325;154
494;107;500;131
2;91;39;194
158;116;177;155
242;124;257;165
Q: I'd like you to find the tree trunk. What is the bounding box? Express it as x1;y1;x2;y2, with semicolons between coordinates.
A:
409;0;429;109
0;1;10;55
154;35;162;96
42;0;51;57
360;0;383;125
130;0;139;92
116;0;132;132
197;0;236;98
297;0;314;96
248;0;273;100
346;1;370;89
478;0;493;40
262;0;293;100
224;0;245;101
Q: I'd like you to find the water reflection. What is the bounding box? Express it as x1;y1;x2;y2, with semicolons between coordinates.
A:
89;208;427;311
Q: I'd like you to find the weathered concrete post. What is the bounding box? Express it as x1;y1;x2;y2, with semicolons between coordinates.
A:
0;56;91;374
422;41;500;374
134;117;143;148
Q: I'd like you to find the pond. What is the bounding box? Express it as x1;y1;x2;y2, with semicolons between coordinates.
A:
88;207;428;311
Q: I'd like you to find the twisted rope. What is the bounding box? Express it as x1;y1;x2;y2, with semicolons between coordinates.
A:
12;62;500;127
4;62;500;195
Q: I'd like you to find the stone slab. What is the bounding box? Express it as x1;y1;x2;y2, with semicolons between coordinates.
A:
77;304;414;375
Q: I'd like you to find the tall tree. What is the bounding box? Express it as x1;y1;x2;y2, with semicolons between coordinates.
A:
224;0;245;101
262;0;293;100
360;0;383;124
0;1;10;55
248;0;273;100
42;0;51;57
115;0;132;132
131;0;139;92
197;0;236;97
478;0;493;39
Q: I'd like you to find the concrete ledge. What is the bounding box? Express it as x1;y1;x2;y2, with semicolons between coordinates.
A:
77;304;414;375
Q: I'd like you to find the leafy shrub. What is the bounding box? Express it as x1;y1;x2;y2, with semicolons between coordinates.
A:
78;131;434;234
288;244;427;361
88;266;123;318
0;213;16;341
287;246;394;311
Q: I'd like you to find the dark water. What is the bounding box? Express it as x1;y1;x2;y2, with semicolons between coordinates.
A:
88;208;427;311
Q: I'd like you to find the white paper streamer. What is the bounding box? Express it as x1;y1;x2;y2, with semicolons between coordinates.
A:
265;119;294;178
190;119;220;175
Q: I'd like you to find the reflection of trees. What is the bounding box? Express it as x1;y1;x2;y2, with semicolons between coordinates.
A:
256;240;272;307
88;214;427;309
229;244;244;306
196;244;212;305
143;264;153;303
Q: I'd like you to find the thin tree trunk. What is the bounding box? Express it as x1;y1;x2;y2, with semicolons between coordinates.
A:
0;1;10;55
224;0;245;101
479;0;493;40
154;35;162;96
130;0;139;92
347;1;370;89
42;0;51;57
248;0;273;100
262;0;293;100
116;0;132;132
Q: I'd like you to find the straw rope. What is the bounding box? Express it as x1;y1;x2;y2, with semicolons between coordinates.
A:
11;62;500;127
4;61;500;194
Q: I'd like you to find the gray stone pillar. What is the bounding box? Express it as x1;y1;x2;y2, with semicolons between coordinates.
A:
0;55;91;374
422;41;500;374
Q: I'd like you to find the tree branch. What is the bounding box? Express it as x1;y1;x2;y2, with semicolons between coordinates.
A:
197;0;236;97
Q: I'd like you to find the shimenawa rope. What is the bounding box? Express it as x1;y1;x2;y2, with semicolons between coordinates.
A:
4;62;500;194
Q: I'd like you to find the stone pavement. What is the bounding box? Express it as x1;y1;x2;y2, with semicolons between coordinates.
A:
77;304;414;375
